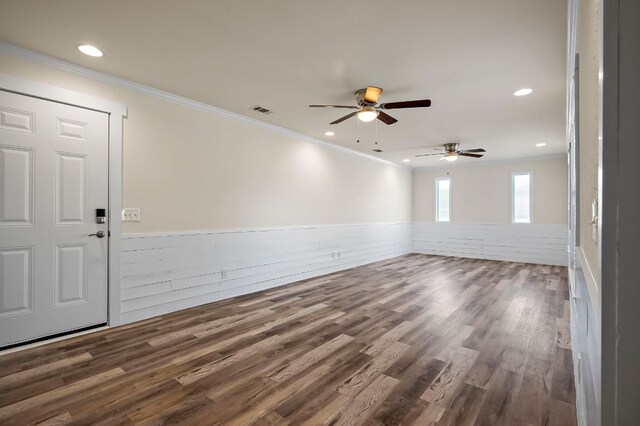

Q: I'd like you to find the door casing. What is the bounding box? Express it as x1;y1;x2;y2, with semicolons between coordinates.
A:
0;73;127;327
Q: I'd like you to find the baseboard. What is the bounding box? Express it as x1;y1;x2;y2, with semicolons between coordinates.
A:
120;222;412;323
412;222;568;266
0;325;110;355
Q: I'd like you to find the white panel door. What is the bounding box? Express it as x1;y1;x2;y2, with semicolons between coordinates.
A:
0;90;109;347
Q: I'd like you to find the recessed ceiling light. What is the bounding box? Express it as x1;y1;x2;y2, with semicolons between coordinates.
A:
403;159;410;163
324;131;335;136
513;88;533;96
78;45;103;57
536;143;547;147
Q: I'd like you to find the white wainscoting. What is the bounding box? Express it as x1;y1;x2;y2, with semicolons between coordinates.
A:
570;249;601;425
412;222;568;266
120;222;568;324
120;223;412;324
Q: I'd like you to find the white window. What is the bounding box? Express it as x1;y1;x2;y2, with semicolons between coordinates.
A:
435;177;451;222
511;171;532;223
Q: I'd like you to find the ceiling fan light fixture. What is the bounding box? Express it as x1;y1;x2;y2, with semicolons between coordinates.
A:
357;108;379;123
444;152;458;162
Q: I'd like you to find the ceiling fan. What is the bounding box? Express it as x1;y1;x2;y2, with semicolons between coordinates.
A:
309;86;431;125
416;143;486;162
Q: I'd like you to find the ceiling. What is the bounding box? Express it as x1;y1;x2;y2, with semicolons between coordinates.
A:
0;0;567;167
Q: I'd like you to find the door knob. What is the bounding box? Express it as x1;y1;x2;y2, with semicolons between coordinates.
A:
89;231;106;238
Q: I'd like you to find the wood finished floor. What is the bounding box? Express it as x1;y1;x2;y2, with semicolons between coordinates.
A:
0;254;577;425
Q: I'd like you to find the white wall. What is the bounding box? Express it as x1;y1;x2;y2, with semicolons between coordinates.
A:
0;52;412;234
576;0;601;286
411;156;568;266
0;48;572;325
412;156;568;224
0;50;414;323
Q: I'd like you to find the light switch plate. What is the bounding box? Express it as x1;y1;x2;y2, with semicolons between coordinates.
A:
122;208;141;222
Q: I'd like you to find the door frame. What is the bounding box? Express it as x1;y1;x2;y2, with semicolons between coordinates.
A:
601;0;640;423
0;73;127;327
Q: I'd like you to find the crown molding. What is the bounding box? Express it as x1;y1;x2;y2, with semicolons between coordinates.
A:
0;41;403;168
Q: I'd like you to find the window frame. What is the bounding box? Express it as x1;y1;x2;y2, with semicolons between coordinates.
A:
510;170;534;224
434;176;452;223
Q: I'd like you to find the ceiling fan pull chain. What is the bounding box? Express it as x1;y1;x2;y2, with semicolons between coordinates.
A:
374;118;378;147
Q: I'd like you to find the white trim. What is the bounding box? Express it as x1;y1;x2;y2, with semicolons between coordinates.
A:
577;246;599;318
0;41;401;168
567;4;586;424
510;170;533;224
0;326;109;355
412;154;566;170
107;109;124;326
122;221;410;239
434;176;451;222
0;72;126;117
0;72;127;327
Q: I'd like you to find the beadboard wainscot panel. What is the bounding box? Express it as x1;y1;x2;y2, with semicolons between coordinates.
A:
120;222;412;323
570;248;600;425
412;222;568;266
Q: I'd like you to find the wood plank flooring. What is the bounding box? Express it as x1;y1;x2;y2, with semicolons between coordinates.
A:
0;254;577;425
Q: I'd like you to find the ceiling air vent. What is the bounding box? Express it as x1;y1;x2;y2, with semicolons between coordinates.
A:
250;105;273;114
373;149;383;153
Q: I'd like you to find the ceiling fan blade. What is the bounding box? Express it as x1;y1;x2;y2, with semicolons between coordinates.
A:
379;99;432;109
415;153;443;157
364;86;383;103
330;111;358;125
458;152;484;158
377;111;398;125
460;148;486;153
309;104;358;109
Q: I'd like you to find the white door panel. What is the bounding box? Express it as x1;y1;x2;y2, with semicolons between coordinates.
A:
0;247;33;317
0;106;36;134
55;152;87;224
0;90;109;347
55;243;87;306
0;145;33;225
